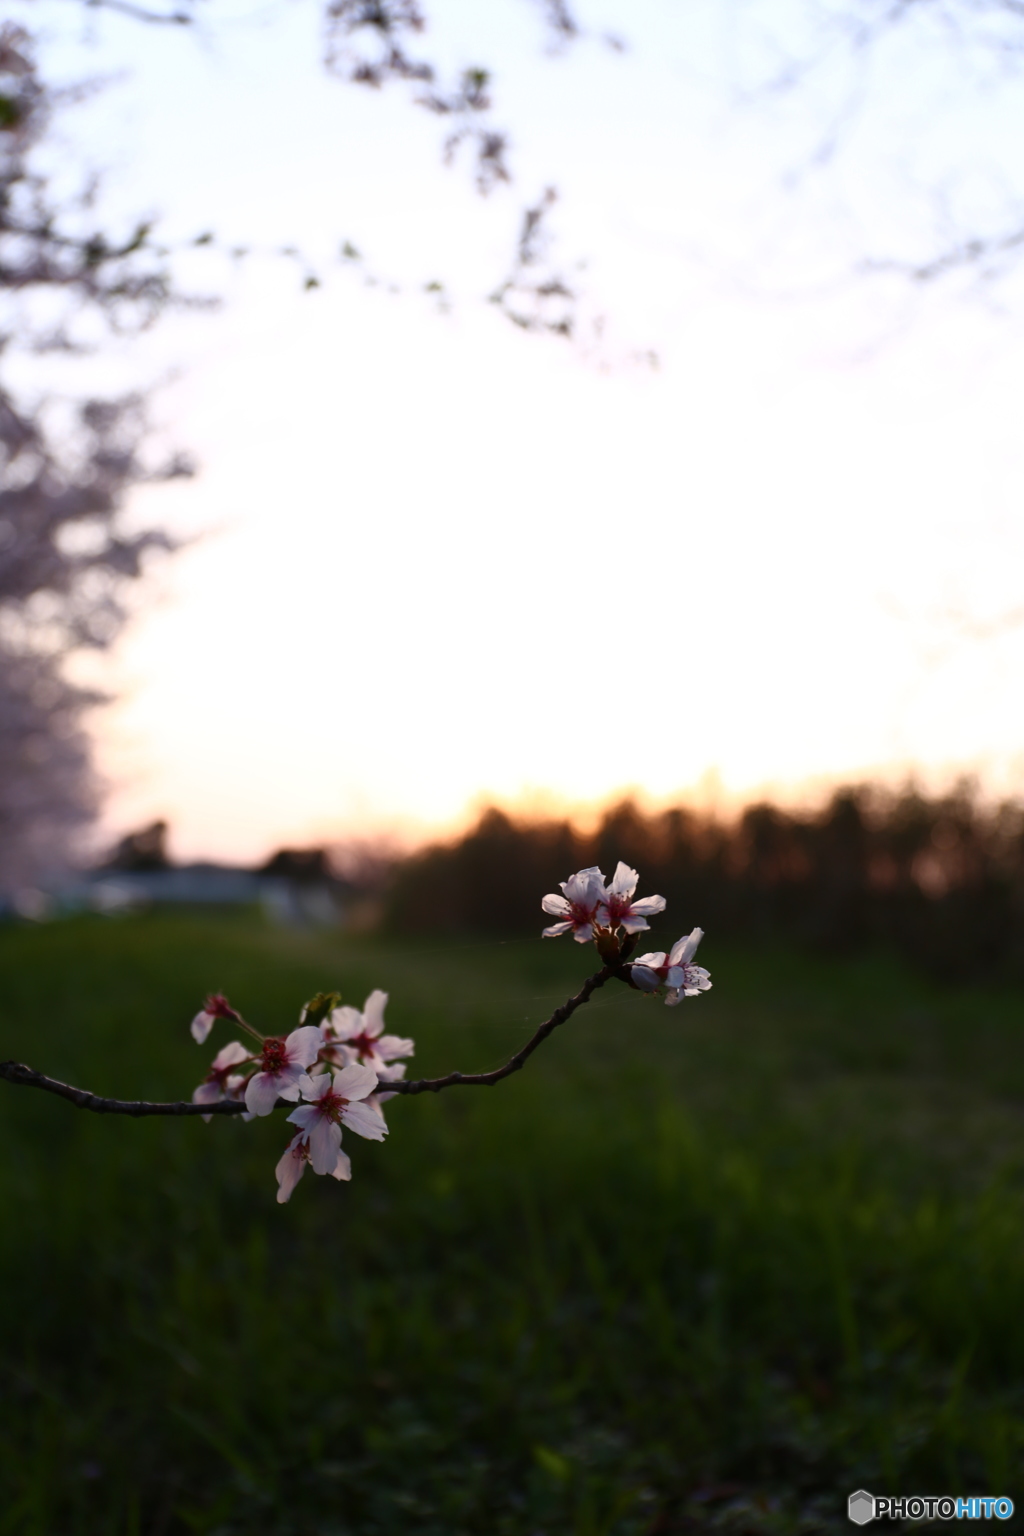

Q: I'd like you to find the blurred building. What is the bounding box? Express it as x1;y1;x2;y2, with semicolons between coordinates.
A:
13;823;352;927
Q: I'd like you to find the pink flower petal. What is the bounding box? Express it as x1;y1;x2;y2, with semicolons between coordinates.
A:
286;1103;318;1131
211;1040;251;1072
362;990;388;1038
376;1033;415;1060
377;1060;407;1083
669;928;703;967
190;1010;214;1044
541;893;571;917
245;1072;282;1117
635;951;667;969
620;914;652;934
606;861;639;900
285;1025;323;1068
542;919;574;939
333;1063;378;1101
630;964;663;992
308;1117;343;1176
562;866;605;906
298;1072;331;1102
328;1004;362;1041
275;1136;307;1203
664;966;712;1004
330;1149;353;1182
341;1099;388;1142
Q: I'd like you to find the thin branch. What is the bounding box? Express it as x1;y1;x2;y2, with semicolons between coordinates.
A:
861;222;1024;283
385;958;623;1094
0;957;634;1117
0;1060;249;1115
83;0;194;24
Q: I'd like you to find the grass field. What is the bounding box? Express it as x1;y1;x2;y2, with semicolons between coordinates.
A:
1;909;1023;1535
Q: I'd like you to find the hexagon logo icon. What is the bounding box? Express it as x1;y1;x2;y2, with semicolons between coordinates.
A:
848;1491;875;1525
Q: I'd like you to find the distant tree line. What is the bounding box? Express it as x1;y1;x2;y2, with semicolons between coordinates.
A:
382;783;1024;980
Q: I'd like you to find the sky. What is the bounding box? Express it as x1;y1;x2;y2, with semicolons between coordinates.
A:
13;0;1024;863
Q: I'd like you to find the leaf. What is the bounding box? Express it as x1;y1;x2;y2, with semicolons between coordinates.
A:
533;1444;572;1481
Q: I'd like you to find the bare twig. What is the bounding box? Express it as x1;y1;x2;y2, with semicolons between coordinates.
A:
0;957;634;1117
385;959;623;1094
0;1060;249;1115
83;0;194;24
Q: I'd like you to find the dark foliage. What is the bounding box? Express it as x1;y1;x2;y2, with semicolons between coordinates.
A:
103;819;171;872
259;846;338;885
384;782;1024;981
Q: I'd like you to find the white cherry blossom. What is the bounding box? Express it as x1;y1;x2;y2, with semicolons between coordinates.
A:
541;866;606;942
287;1063;387;1175
243;1025;323;1117
631;928;712;1003
323;989;414;1082
275;1132;352;1204
597;862;666;935
192;1040;252;1119
190;992;240;1044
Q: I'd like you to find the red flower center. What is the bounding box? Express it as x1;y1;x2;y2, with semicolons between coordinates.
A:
318;1091;348;1123
346;1030;377;1060
261;1038;288;1074
204;993;236;1019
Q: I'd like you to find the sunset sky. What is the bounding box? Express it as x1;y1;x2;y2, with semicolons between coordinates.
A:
15;0;1024;862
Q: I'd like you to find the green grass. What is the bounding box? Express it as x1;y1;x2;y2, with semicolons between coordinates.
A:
1;910;1023;1534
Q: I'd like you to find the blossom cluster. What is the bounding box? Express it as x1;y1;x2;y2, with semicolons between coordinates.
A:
189;988;414;1203
185;862;709;1205
541;861;712;1002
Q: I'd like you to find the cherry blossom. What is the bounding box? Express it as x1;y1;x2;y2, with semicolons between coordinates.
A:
541;865;607;942
631;929;712;1003
192;1040;252;1119
597;862;666;935
274;1132;352;1204
286;1063;387;1175
243;1025;323;1117
323;990;415;1082
190;992;241;1044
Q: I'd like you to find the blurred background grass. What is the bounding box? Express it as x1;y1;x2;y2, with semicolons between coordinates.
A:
1;910;1023;1535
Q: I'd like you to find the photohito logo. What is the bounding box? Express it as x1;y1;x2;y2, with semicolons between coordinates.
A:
848;1492;1015;1523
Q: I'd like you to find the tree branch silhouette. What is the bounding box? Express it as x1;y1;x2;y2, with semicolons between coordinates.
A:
0;951;639;1117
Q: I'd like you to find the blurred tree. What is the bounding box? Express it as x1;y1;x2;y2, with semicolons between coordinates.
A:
382;784;1024;979
0;24;192;895
0;1;597;895
103;819;170;871
759;0;1024;285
